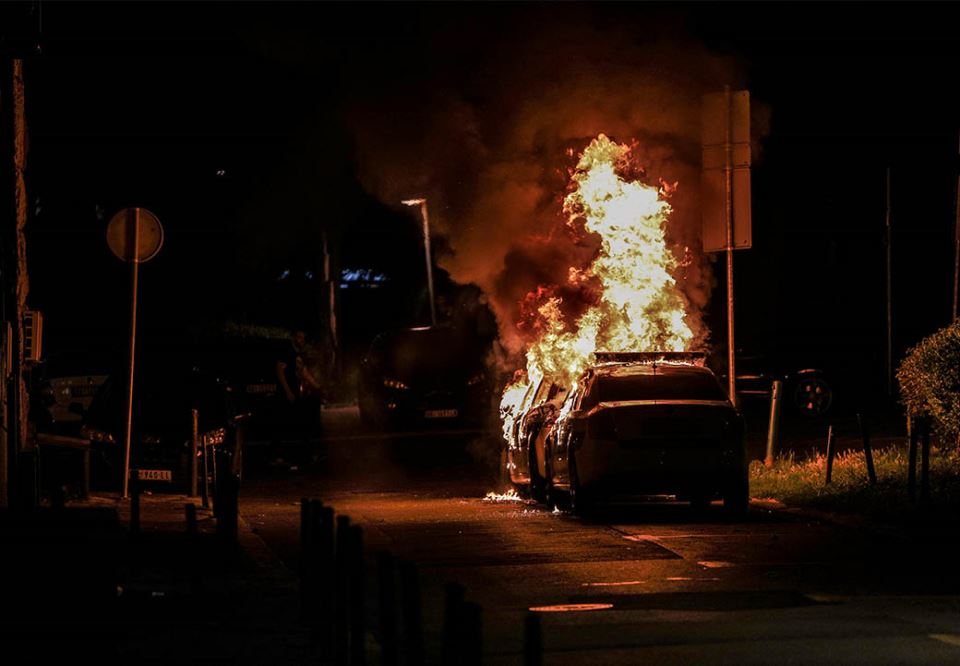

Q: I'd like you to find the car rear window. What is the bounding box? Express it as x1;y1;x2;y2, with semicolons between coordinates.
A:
591;372;727;403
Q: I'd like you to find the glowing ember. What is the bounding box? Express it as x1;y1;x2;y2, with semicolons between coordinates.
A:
500;133;699;438
483;488;525;502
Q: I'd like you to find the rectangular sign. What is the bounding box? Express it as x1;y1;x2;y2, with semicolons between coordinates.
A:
136;469;173;482
701;90;752;252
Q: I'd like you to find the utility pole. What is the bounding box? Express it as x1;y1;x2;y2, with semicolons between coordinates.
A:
1;59;32;508
885;167;893;398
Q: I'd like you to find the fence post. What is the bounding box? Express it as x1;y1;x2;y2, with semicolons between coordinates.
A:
442;583;466;665
190;409;199;497
378;552;399;666
908;417;918;502
349;525;366;666
524;612;542;666
825;425;836;484
857;413;877;485
335;515;351;665
765;380;783;467
920;417;931;503
399;561;424;666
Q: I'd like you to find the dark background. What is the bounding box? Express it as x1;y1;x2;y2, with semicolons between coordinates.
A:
2;2;958;400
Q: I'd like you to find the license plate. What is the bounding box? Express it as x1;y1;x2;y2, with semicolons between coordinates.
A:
246;383;277;394
137;469;173;482
425;409;458;419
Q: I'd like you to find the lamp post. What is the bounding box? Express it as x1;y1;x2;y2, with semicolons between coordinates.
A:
401;198;437;327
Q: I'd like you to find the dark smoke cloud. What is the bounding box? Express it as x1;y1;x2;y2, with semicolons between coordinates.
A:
345;6;756;359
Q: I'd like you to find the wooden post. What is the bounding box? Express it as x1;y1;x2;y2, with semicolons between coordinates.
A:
908;417;918;502
825;425;836;484
399;561;424;666
920;418;931;503
857;413;877;486
377;552;399;666
524;613;542;666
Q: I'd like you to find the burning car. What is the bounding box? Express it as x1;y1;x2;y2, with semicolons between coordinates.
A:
538;352;748;514
502;375;568;501
357;326;490;428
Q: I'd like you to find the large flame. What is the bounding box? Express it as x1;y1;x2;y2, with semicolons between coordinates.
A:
500;134;697;440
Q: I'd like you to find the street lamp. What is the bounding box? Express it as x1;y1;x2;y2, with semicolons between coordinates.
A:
401;197;437;326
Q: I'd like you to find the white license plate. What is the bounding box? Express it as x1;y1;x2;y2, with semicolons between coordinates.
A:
425;409;458;419
246;383;277;394
137;469;173;482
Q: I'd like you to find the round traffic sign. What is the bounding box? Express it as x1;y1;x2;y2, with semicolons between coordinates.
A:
106;208;164;263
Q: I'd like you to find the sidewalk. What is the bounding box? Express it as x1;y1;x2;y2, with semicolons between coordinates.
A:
0;492;314;665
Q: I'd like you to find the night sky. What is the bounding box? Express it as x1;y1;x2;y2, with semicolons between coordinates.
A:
3;2;959;396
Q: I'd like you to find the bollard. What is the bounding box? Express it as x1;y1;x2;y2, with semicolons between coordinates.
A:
130;474;141;536
185;503;198;539
461;601;483;666
377;552;399;666
190;409;199;497
908;417;919;502
399;561;425;666
335;515;351;666
920;418;931;504
857;413;877;486
764;380;783;467
441;583;466;665
825;425;836;484
524;612;543;666
349;525;366;666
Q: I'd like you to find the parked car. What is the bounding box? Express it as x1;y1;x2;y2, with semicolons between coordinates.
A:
357;326;491;428
733;353;834;416
82;363;242;493
539;352;747;514
503;376;568;501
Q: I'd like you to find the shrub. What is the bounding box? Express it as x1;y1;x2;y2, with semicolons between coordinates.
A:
897;319;960;440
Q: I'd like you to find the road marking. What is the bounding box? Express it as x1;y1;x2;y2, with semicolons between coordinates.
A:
698;561;735;568
529;603;614;612
581;580;645;587
666;577;720;581
930;634;960;647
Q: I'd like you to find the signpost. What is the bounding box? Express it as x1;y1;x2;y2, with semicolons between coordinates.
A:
702;88;752;402
106;207;163;498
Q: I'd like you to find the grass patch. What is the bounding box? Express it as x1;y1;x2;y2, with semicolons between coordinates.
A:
750;444;960;522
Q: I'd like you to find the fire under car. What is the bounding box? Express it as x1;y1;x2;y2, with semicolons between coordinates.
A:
536;352;748;514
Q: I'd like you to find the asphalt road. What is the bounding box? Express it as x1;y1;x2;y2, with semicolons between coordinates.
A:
239;407;960;665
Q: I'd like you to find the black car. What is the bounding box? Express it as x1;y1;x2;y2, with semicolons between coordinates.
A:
82;364;241;493
357;326;490;428
540;352;747;514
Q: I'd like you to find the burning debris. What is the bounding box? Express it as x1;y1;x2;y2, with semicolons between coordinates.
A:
482;488;526;503
500;134;704;440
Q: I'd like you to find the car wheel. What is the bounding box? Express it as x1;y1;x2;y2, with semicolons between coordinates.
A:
723;470;749;518
793;373;832;417
529;437;547;503
543;440;566;511
567;452;592;515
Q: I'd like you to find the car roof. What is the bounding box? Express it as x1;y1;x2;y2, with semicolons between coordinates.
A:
587;362;716;379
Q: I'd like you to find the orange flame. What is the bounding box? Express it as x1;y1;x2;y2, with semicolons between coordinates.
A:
500;134;699;440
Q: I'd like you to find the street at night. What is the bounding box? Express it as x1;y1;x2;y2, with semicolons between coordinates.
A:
3;2;960;664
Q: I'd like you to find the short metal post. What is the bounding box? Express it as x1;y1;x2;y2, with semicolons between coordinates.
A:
857;413;877;485
825;425;836;484
765;380;783;467
524;612;542;666
920;418;931;503
349;525;366;666
461;601;482;666
377;552;399;666
399;561;424;666
441;582;466;665
190;409;199;497
335;515;351;666
185;503;198;539
908;417;918;502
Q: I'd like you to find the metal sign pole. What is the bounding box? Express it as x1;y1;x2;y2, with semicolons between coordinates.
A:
724;86;737;405
121;208;140;499
420;200;437;327
885;168;893;398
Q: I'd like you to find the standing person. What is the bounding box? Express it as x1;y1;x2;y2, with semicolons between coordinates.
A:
276;329;323;466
